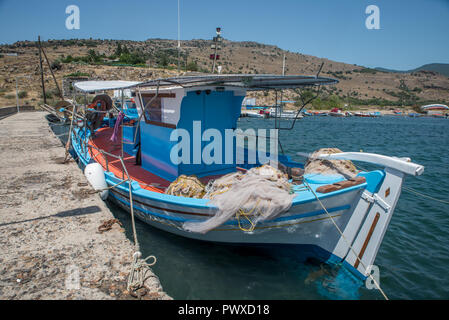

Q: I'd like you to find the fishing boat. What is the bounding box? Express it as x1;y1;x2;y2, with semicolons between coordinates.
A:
354;112;371;117
408;112;422;118
302;110;313;116
241;110;265;118
69;74;424;281
329;108;346;117
268;107;303;119
420;104;449;118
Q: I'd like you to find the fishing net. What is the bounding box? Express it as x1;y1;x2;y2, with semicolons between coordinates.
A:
165;175;206;199
182;164;295;234
305;148;358;179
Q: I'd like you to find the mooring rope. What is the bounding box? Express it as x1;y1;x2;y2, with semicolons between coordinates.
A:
402;186;449;205
303;180;389;300
118;156;158;295
69;116;158;297
354;163;449;205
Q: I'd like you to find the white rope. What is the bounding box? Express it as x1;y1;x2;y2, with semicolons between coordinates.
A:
304;180;389;300
117;156;159;294
354;163;449;205
127;251;157;293
402;186;449;205
71;111;158;295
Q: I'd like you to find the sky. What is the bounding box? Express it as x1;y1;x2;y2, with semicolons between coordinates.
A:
0;0;448;70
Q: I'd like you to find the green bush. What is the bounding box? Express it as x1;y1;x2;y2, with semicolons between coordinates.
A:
186;61;199;71
64;72;90;78
41;91;53;99
119;52;146;65
18;91;27;98
51;60;62;70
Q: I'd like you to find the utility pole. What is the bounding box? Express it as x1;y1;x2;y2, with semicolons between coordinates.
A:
280;54;286;113
38;36;47;105
282;54;286;76
210;27;222;73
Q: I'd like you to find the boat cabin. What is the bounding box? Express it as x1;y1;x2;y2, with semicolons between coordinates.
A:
74;75;339;182
130;85;246;181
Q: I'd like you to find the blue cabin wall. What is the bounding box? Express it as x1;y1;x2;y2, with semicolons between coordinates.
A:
140;88;244;181
122;123;140;157
141;124;179;181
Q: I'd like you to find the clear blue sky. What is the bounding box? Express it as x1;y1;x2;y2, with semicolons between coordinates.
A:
1;0;448;70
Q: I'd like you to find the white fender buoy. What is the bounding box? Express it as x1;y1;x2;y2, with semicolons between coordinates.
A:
84;163;109;200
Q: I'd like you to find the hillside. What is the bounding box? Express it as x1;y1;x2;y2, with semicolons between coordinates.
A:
376;63;449;78
1;38;448;110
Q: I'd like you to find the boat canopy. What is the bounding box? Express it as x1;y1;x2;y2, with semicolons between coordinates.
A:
73;80;142;92
136;74;338;91
73;74;338;93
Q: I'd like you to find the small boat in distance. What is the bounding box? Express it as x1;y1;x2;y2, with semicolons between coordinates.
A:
329;108;346;117
268;108;303;119
420;104;449;118
354;112;371;117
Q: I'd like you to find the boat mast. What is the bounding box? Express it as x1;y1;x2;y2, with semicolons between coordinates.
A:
177;0;181;74
280;54;286;113
211;27;222;73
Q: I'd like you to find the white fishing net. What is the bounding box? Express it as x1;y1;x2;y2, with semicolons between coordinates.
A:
182;164;296;234
305;148;358;178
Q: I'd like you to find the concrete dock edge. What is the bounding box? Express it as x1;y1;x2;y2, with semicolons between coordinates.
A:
0;111;171;300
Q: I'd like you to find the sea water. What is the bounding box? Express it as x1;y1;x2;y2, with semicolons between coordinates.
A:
51;115;449;299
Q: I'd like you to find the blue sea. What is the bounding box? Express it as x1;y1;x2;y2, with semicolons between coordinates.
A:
52;115;449;299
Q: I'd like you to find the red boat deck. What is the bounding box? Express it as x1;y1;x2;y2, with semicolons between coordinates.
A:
88;127;231;193
88;127;169;193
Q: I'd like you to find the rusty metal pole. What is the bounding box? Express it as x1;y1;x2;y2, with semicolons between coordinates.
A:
38;36;47;105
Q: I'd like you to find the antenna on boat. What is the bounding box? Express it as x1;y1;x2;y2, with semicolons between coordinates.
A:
211;27;222;73
177;0;181;74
